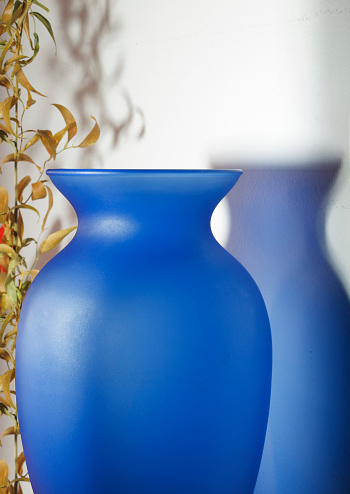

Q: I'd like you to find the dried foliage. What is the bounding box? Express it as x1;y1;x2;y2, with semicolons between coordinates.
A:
0;1;99;492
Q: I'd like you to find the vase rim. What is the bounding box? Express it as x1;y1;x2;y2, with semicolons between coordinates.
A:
46;168;242;177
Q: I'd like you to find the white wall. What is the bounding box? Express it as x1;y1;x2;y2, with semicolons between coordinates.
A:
41;0;350;287
2;0;350;492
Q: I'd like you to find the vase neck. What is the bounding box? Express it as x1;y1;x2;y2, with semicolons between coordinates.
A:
47;169;241;250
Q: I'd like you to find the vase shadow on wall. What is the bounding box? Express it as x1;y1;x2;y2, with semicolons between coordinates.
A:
212;160;350;493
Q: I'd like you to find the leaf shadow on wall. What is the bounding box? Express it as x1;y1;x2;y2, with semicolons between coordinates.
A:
48;0;144;169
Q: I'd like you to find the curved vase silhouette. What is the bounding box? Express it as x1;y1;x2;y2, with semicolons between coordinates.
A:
16;169;271;494
224;162;350;493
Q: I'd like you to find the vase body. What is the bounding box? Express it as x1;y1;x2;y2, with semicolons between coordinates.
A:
16;169;272;494
224;163;350;493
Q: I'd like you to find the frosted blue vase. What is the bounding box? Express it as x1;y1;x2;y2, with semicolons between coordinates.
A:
16;169;272;494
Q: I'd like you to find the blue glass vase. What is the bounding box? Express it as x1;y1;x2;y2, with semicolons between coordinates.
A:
16;169;272;494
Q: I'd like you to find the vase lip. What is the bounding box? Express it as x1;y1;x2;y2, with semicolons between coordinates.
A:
46;168;242;177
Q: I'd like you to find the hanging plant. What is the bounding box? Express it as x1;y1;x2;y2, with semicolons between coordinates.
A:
0;1;100;492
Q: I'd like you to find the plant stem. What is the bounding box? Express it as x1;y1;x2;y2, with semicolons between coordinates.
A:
13;24;23;494
14;419;18;494
14;28;22;255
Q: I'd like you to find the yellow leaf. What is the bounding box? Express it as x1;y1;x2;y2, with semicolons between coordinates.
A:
0;293;12;314
15;0;31;29
1;426;18;442
0;30;16;69
0;306;14;340
23;13;33;50
26;90;36;109
0;256;9;274
11;0;24;24
11;203;40;219
17;176;31;203
0;97;13;134
41;185;53;231
21;133;40;153
16;68;46;97
0;187;8;209
0;272;5;291
4;54;28;71
0;75;12;91
4;325;17;340
1;0;14;22
53;104;77;143
10;117;20;127
28;269;39;280
11;62;22;78
25;31;39;66
0;348;14;364
39;226;77;255
53;125;68;146
0;294;12;318
0;186;9;223
0;459;9;493
17;451;26;477
0;395;11;408
31;181;47;200
17;209;23;248
1;153;37;166
0;245;16;258
37;130;56;159
0;123;9;134
77;116;100;148
0;369;15;408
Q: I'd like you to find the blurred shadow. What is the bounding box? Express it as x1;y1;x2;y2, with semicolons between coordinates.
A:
212;158;350;493
50;0;144;168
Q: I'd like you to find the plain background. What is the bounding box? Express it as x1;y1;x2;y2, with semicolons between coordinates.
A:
1;1;350;492
7;0;348;287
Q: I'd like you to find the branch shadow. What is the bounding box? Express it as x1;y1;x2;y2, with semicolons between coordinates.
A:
48;0;144;168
